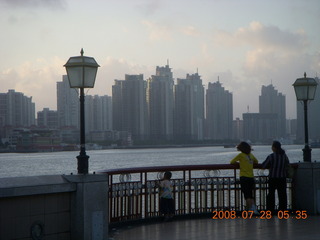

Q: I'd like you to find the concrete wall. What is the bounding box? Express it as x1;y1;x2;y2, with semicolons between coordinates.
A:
0;174;108;240
294;162;320;215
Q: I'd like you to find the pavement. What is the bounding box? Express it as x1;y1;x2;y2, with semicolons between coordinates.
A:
109;214;320;240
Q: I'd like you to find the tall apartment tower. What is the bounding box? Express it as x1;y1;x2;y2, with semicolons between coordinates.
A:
259;84;286;139
296;76;320;143
206;81;233;140
57;75;79;129
174;73;204;140
37;108;58;128
112;74;149;141
147;63;174;140
85;95;112;133
0;89;35;128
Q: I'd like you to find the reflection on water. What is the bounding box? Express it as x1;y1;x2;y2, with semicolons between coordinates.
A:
0;145;318;178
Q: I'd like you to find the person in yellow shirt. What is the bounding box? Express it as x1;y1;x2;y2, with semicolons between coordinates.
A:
230;141;259;214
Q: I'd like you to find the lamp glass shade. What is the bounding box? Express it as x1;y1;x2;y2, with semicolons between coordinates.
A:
64;55;99;88
293;77;318;101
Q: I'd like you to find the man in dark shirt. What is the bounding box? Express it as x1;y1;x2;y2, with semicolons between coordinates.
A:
262;141;290;212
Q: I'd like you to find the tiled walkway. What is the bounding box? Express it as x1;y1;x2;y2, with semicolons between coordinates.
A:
109;215;320;240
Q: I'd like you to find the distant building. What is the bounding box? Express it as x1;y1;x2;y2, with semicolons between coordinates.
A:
57;75;79;129
206;80;233;141
296;76;320;143
112;74;149;141
85;95;112;134
37;108;58;128
14;128;62;152
286;119;297;141
243;113;278;143
147;63;174;140
174;73;204;140
259;84;286;139
0;90;35;138
233;118;243;140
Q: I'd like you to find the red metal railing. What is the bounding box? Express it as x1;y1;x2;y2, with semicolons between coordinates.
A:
100;164;297;223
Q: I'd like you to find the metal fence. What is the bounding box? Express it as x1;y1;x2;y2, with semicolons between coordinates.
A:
100;164;296;223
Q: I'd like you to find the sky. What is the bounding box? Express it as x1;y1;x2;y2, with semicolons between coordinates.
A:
0;0;319;120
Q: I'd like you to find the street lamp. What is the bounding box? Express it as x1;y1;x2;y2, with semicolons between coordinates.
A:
293;72;318;162
64;49;100;174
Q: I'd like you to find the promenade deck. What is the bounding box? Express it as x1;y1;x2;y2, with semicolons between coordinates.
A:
109;215;320;240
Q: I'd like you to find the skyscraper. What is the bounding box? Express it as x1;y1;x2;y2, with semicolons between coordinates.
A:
243;112;278;143
206;80;233;140
174;73;204;140
259;84;286;139
85;95;112;133
112;74;149;141
37;108;58;128
147;63;174;140
0;89;35;128
57;75;79;129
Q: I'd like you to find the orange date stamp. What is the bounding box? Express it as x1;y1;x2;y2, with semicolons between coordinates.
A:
212;210;308;220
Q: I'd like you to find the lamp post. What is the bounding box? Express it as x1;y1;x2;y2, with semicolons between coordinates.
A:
64;49;100;174
293;72;318;162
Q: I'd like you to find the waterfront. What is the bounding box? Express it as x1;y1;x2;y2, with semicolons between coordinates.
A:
0;145;319;178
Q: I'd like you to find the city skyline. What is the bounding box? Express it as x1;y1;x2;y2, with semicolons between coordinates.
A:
1;0;319;119
1;74;300;146
1;73;290;119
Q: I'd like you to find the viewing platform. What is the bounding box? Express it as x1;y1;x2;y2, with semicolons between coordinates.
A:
109;215;320;240
1;162;319;240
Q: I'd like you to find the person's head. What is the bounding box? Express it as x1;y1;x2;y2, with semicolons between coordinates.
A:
236;141;252;155
163;171;172;180
272;141;285;154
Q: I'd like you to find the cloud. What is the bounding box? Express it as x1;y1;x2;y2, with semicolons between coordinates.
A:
1;0;67;10
214;21;307;51
141;20;173;41
210;21;319;118
236;22;308;51
0;57;65;111
181;26;200;37
212;21;314;80
135;0;162;16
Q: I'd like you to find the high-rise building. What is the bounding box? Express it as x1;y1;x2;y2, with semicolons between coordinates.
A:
259;84;286;139
243;113;278;143
85;95;112;133
296;76;320;143
232;118;243;140
174;73;204;140
147;63;174;140
37;108;58;128
57;75;79;129
206;81;233;140
0;89;35;128
112;74;149;141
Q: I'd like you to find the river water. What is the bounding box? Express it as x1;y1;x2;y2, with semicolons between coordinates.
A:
0;145;319;178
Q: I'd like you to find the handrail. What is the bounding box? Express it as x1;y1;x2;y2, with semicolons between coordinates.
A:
100;163;298;224
99;163;298;175
100;164;238;174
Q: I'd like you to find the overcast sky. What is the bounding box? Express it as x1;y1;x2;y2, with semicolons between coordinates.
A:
1;0;319;119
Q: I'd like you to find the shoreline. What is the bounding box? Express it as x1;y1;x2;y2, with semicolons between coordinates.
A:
1;142;308;153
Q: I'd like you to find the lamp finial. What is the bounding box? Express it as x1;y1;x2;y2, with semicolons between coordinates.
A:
304;72;307;78
80;48;84;56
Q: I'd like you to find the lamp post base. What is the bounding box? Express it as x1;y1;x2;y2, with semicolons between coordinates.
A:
303;145;312;162
77;154;89;174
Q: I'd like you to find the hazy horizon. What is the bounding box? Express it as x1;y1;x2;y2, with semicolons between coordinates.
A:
1;0;319;119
